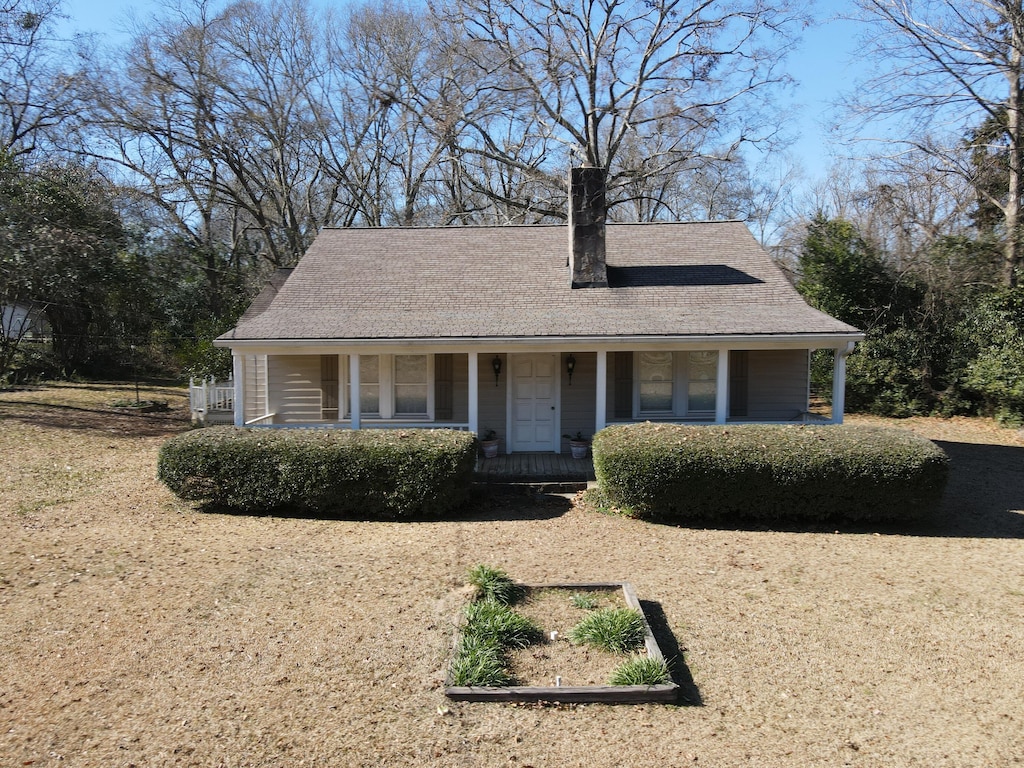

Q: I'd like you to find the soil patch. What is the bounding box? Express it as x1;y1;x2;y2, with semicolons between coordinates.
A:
510;586;626;687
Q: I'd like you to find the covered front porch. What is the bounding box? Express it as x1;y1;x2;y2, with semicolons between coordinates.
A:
226;341;857;451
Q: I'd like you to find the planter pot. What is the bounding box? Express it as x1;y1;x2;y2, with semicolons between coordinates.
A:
569;441;588;459
481;440;499;459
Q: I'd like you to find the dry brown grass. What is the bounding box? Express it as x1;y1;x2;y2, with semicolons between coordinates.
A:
1;382;1023;767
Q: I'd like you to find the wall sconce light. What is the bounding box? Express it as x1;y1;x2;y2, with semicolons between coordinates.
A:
492;355;502;386
566;353;576;385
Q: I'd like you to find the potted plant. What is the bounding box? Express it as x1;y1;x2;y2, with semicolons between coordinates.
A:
480;428;499;459
563;431;589;459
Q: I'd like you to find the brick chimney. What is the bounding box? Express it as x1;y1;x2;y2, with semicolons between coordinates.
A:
568;166;608;288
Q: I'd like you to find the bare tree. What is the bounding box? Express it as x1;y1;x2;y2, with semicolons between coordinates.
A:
851;0;1024;286
0;0;81;156
435;0;804;219
77;0;367;318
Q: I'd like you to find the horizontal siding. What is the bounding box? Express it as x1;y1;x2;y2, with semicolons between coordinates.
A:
269;356;324;424
478;353;507;446
561;352;596;449
746;349;808;420
243;354;268;423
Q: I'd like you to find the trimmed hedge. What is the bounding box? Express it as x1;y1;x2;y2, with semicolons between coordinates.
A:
157;426;477;518
592;423;949;523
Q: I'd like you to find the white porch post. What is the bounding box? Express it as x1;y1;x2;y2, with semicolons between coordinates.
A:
232;352;244;427
832;343;855;424
468;352;479;435
715;348;729;424
595;350;607;434
349;354;361;430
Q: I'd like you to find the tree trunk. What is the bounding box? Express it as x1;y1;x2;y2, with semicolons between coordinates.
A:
1007;23;1024;288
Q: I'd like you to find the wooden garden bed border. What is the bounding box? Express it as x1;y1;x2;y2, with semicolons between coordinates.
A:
444;581;679;704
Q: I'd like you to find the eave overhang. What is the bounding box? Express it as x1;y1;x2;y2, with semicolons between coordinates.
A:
214;331;865;356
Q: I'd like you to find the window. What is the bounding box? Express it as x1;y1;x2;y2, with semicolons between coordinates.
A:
687;351;717;413
638;352;674;414
394;355;428;416
358;354;381;416
635;351;719;418
345;354;432;420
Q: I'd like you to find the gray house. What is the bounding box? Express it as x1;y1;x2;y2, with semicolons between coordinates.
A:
216;169;862;455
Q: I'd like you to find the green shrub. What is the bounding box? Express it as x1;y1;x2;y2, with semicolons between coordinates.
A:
569;608;646;654
157;426;477;518
592;423;949;523
608;656;672;686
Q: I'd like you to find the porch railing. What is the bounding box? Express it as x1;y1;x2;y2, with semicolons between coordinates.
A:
189;376;235;423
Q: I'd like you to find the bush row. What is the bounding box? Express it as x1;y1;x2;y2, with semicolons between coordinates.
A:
157;426;477;518
592;423;949;523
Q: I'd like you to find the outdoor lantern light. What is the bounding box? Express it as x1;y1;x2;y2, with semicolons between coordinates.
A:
492;355;502;386
566;353;576;384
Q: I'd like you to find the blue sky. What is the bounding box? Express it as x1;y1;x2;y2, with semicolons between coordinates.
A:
59;0;864;186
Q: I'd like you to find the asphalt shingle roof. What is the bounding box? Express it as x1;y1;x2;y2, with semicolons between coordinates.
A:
220;222;860;342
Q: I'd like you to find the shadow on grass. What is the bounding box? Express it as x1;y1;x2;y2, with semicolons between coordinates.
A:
595;439;1024;541
639;600;702;706
193;486;573;523
0;400;191;438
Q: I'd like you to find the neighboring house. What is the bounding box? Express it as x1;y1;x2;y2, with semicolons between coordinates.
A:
216;168;863;455
1;300;49;341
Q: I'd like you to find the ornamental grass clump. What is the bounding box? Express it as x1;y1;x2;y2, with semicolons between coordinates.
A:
467;564;524;605
462;600;543;650
448;635;513;687
609;656;672;686
569;607;646;654
448;566;543;687
592;423;949;523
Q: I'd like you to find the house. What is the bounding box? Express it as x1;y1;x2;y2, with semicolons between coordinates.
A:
216;168;863;455
1;300;49;341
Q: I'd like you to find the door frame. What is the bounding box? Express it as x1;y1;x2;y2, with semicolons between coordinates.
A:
506;352;561;453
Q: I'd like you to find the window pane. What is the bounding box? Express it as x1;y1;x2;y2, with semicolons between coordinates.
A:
639;352;674;413
360;355;379;384
395;355;427;384
360;384;380;415
640;382;673;412
346;356;380;417
688;382;716;412
640;352;673;381
395;385;427;415
687;351;717;412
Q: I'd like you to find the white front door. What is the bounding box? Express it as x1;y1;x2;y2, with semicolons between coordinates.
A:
511;354;557;452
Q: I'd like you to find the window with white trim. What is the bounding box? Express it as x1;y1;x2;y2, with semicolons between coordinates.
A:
638;352;674;415
686;351;718;413
344;354;432;420
394;354;428;416
635;351;719;418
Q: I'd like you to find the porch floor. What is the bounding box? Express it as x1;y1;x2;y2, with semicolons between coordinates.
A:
474;452;596;486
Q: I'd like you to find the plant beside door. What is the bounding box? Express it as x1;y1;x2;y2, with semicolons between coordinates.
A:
563;431;590;459
480;428;499;458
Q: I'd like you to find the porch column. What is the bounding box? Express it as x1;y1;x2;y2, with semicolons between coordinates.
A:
832;343;855;424
468;352;479;435
715;348;729;424
349;354;361;430
595;350;607;434
232;352;244;427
